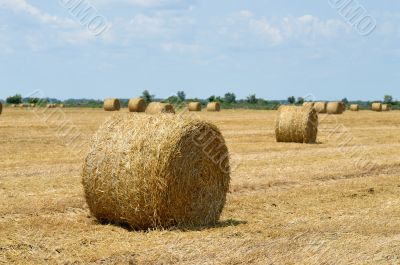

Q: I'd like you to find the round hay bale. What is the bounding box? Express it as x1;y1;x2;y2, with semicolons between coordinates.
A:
82;114;230;230
382;104;391;112
30;103;36;108
303;102;315;107
350;104;359;111
47;104;54;109
59;104;64;108
128;98;146;113
327;102;345;115
145;102;175;114
207;102;221;112
104;98;121;111
0;102;2;115
188;102;202;112
11;104;16;108
18;104;24;108
371;103;382;112
314;102;327;114
275;105;318;143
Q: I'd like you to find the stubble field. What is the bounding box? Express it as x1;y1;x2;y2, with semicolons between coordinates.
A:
1;108;399;264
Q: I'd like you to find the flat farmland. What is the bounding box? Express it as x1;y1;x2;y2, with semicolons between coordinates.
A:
1;108;399;264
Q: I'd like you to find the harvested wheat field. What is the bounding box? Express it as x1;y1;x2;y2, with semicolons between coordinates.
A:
1;108;400;264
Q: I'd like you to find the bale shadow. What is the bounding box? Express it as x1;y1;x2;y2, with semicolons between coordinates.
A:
95;218;247;233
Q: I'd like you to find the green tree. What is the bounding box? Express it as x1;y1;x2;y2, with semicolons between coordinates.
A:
287;96;295;104
208;95;216;102
384;95;393;104
177;91;186;102
247;94;257;104
142;90;154;103
342;98;349;105
6;94;22;104
28;98;39;104
224;92;236;103
297;97;305;105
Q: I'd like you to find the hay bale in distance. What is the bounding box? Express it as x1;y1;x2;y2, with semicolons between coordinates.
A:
350;104;359;111
188;102;202;112
104;98;121;111
145;102;175;114
371;103;382;112
82;114;230;230
327;102;345;115
314;102;327;114
303;102;315;107
11;104;16;108
275;105;318;144
207;102;221;112
382;104;391;112
0;102;2;115
128;98;146;113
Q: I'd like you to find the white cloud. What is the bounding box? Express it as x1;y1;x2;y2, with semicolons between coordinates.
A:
161;42;203;53
220;11;351;47
89;0;185;8
0;0;76;28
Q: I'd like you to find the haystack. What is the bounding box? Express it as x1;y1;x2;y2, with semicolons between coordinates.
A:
207;102;220;112
188;102;202;112
303;102;315;107
382;104;391;112
350;104;359;111
82;114;230;230
145;102;175;114
314;102;327;114
327;102;345;114
371;103;382;112
128;98;146;113
104;98;121;111
275;105;318;143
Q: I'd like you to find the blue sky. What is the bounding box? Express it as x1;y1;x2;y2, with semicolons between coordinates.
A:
0;0;399;100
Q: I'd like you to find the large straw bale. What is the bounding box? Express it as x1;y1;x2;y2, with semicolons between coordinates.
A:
382;104;391;112
314;102;327;114
275;105;318;143
82;114;230;230
188;102;202;112
128;98;146;112
104;98;121;111
303;102;315;108
145;102;175;114
207;102;221;112
350;104;359;111
372;103;382;112
327;102;345;114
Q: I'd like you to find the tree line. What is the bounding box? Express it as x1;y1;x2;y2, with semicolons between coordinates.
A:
2;92;398;110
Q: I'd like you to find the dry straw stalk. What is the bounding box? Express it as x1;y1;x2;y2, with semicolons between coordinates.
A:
145;102;175;114
82;114;230;230
275;105;318;143
314;102;327;114
350;104;359;111
327;102;345;114
128;98;146;112
188;102;202;112
104;98;121;111
372;103;382;112
207;102;221;112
